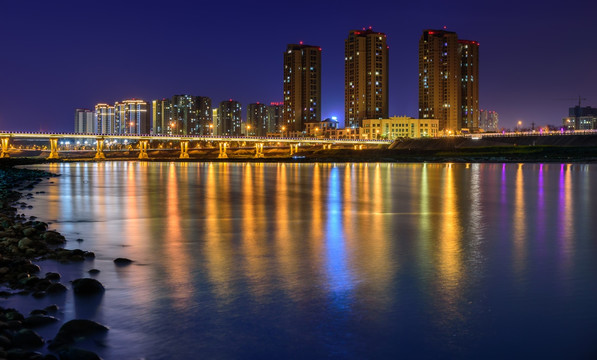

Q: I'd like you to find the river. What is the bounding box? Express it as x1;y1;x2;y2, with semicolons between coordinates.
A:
7;162;597;359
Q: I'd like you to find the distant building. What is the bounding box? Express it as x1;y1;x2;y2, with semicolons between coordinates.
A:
151;95;212;135
361;117;439;139
152;99;171;135
419;30;479;133
75;109;94;134
218;100;242;136
94;104;114;134
305;118;339;136
247;103;268;136
565;106;597;130
479;110;499;131
267;102;283;133
459;39;479;131
283;43;321;132
345;28;389;128
114;99;149;134
212;108;219;135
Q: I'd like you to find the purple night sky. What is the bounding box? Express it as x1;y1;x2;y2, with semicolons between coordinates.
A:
1;0;595;132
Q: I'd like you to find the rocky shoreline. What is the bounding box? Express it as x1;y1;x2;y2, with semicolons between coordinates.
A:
0;165;113;360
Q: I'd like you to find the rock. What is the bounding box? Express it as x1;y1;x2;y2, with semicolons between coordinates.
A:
12;328;44;348
113;258;133;265
48;319;108;350
17;237;34;250
22;227;37;237
88;269;100;275
45;272;61;280
71;278;104;295
6;348;44;359
41;231;65;245
29;309;48;316
45;283;67;294
0;334;10;347
58;347;102;360
23;315;59;328
75;238;84;242
44;305;59;313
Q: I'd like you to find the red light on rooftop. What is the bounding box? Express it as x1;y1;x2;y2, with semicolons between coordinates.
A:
443;25;447;29
299;41;303;45
428;31;435;34
368;26;372;29
318;47;322;51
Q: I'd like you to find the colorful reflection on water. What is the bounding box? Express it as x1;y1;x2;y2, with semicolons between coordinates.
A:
14;162;597;359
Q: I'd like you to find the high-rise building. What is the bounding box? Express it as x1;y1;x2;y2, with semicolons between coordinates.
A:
114;99;149;134
194;96;212;135
479;109;499;131
267;102;284;133
419;30;480;133
152;95;212;135
344;28;389;128
212;108;219;135
94;104;115;134
459;39;479;131
75;109;94;134
419;29;460;133
152;98;171;135
283;43;321;132
218;100;242;136
247;103;268;136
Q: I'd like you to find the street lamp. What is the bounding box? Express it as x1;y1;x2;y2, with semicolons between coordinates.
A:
517;121;522;132
209;123;213;136
247;124;251;136
281;126;286;136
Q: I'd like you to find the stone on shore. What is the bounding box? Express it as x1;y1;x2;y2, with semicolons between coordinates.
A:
23;315;59;328
12;328;44;348
45;282;67;294
113;257;133;265
71;278;105;295
58;347;103;360
48;319;108;350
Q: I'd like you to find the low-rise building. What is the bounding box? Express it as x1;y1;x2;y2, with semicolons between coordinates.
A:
361;116;439;139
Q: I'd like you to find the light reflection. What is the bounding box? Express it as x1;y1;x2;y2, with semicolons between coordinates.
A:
513;163;527;276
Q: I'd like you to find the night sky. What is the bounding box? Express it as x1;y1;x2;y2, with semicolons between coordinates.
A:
1;0;595;132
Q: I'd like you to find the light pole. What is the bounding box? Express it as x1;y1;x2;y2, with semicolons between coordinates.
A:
517;121;522;132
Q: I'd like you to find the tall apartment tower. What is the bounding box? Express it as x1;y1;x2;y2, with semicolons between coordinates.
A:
419;30;460;133
247;103;268;136
344;28;389;128
459;40;479;131
114;99;149;134
94;104;115;134
152;98;171;135
219;100;242;136
74;109;94;134
194;96;212;135
419;29;480;133
267;102;283;133
283;43;321;132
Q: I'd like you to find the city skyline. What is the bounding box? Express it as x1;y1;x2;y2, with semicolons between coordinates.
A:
1;0;595;132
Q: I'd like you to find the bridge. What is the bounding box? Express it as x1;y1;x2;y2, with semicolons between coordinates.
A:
0;132;393;160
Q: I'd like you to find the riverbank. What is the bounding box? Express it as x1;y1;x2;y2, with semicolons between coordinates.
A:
4;144;597;164
0;164;108;359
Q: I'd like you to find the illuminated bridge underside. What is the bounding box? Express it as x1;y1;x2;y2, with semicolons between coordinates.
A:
1;132;391;145
0;132;391;159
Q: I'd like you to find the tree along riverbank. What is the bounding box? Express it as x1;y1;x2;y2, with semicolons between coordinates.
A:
0;163;113;360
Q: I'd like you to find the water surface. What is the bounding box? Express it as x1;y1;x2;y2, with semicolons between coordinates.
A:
10;162;597;359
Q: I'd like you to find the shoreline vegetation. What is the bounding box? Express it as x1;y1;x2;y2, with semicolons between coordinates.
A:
0;165;116;360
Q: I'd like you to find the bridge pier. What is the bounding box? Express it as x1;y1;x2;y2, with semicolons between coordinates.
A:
1;137;10;158
218;142;228;158
138;140;149;159
254;143;264;158
180;141;190;159
289;144;299;155
353;144;363;150
323;144;332;150
94;138;106;160
47;138;60;159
